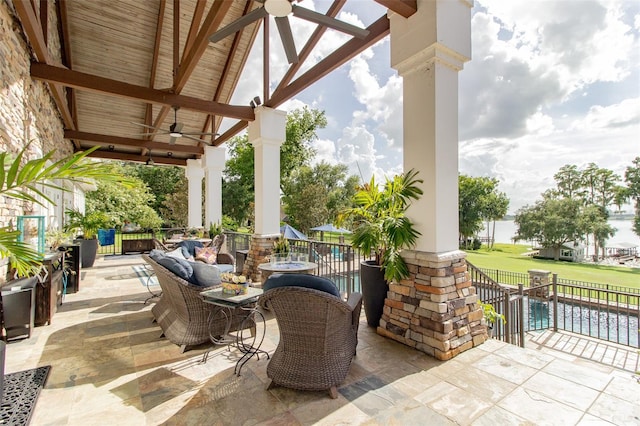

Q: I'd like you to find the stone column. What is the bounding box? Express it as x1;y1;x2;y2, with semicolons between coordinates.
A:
203;146;225;228
377;0;485;360
245;106;286;281
185;159;204;229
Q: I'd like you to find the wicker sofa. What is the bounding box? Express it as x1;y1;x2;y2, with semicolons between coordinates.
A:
259;273;363;398
143;254;250;352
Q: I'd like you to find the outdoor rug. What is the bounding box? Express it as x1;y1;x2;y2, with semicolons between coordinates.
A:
132;264;159;287
0;365;51;425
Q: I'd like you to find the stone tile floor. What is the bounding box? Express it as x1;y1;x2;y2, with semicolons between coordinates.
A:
5;255;640;425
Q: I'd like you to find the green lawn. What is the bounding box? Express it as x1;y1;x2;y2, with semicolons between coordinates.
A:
465;243;640;290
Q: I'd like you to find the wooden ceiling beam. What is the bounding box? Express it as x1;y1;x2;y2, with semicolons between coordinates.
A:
13;1;75;130
152;1;232;144
173;0;233;93
373;0;417;18
87;150;187;166
56;0;79;148
268;15;390;108
142;0;167;153
214;120;248;147
31;63;255;121
64;130;204;155
273;0;346;95
200;0;255;136
181;0;206;65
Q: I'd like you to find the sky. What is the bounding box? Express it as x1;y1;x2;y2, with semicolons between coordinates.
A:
224;0;640;214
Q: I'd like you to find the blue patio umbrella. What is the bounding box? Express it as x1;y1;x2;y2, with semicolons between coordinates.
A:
279;224;307;240
310;223;351;241
310;224;352;234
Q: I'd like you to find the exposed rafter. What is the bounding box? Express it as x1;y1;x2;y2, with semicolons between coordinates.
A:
88;150;187;166
200;0;256;136
64;130;204;155
373;0;417;18
56;0;79;149
30;63;255;121
13;0;75;130
268;15;390;108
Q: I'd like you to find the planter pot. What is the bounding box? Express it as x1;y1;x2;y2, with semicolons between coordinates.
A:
75;238;98;268
360;260;388;327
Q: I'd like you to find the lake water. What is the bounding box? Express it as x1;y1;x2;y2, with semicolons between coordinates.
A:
487;219;639;255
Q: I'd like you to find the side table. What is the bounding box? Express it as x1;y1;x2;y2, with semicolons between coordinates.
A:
199;287;269;375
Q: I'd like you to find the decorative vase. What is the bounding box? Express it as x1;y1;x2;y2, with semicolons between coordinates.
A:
360;260;388;327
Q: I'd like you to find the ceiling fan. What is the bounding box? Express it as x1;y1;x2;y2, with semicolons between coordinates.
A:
131;106;218;145
209;0;370;64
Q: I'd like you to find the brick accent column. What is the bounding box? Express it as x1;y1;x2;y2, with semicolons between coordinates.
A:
242;234;280;283
377;250;486;360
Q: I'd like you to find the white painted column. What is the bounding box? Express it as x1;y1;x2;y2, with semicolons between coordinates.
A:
185;159;205;228
248;106;286;235
204;146;225;227
390;0;472;253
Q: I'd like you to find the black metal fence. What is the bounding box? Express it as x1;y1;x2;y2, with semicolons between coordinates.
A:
224;231;368;296
470;262;640;348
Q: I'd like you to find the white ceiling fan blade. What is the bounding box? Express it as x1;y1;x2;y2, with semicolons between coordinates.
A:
181;131;220;136
292;5;370;39
182;134;214;144
275;16;298;64
209;7;268;43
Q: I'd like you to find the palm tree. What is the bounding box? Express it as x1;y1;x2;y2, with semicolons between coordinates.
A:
1;143;133;276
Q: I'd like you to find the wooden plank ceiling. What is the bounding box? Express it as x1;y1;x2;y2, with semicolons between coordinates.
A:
15;0;416;166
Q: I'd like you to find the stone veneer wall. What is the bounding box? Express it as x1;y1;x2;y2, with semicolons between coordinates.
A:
0;0;72;281
242;234;281;283
377;250;487;360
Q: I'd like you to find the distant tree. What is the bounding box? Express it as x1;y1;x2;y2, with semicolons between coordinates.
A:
579;205;615;259
624;157;640;236
160;178;188;227
126;164;184;214
86;166;163;230
514;197;585;260
281;162;359;233
482;190;509;249
553;164;584;200
223;107;327;225
458;175;498;249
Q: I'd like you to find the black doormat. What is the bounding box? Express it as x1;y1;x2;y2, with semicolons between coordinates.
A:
1;365;51;425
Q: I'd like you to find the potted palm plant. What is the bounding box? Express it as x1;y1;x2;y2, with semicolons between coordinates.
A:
338;169;423;327
65;209;111;268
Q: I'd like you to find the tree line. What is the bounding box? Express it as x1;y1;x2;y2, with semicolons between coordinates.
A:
514;159;640;260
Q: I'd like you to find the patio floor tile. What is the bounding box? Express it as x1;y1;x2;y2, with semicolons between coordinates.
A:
3;254;639;425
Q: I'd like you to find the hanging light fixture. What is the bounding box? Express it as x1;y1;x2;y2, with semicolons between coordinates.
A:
146;151;154;166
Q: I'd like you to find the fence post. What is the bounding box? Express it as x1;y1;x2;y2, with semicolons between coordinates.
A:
503;289;510;344
346;246;352;295
552;273;558;332
518;284;525;348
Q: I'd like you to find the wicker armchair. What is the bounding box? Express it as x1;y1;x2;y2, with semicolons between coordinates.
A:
259;275;363;398
143;254;252;352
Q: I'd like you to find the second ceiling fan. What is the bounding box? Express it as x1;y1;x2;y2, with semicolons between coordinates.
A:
131;107;218;145
209;0;370;64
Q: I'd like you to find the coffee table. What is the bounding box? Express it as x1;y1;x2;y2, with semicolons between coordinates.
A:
199;287;268;375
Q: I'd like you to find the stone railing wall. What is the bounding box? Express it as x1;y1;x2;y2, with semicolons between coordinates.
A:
377;250;486;360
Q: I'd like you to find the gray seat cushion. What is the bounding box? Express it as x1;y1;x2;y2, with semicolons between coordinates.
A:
177;240;204;258
263;273;340;298
190;262;221;287
157;256;196;284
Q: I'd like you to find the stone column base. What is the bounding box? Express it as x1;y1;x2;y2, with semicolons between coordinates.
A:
242;234;280;283
377;250;487;360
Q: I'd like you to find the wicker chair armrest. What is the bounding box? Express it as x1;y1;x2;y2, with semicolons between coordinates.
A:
346;292;363;332
216;252;234;265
